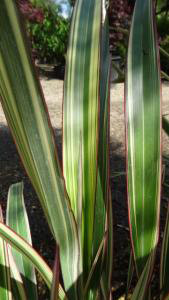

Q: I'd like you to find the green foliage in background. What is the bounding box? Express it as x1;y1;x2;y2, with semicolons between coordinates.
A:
31;0;61;10
29;0;69;63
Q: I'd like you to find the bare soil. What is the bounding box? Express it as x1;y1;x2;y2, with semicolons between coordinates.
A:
1;77;169;299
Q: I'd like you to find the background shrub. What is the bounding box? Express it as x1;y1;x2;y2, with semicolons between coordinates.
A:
19;0;169;74
19;0;69;64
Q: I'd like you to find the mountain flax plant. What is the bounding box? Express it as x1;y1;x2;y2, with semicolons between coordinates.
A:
0;0;169;299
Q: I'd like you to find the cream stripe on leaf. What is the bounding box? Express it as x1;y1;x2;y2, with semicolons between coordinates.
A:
0;207;12;300
6;183;38;300
7;246;27;300
0;1;81;298
92;9;112;297
63;0;102;281
0;221;66;300
126;0;161;277
93;10;110;259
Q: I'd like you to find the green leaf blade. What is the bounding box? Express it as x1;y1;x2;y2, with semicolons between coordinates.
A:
93;9;110;258
0;1;81;297
50;246;60;300
6;182;38;300
0;222;67;299
126;0;161;276
63;0;102;279
0;222;52;288
7;246;27;300
131;254;153;300
0;207;12;300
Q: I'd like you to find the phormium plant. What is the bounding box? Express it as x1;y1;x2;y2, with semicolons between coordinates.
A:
0;0;169;299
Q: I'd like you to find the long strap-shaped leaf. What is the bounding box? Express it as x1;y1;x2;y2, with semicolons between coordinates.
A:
0;208;12;300
126;251;134;299
50;246;60;300
90;5;111;295
160;203;169;300
126;0;161;276
93;5;110;259
0;1;81;297
131;253;154;300
95;7;113;297
6;183;38;300
63;0;101;279
7;246;27;300
100;191;113;300
0;222;66;300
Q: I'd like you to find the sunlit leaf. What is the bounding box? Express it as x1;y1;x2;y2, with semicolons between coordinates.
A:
0;207;12;300
0;222;66;299
6;182;38;299
7;246;27;300
0;1;81;297
63;0;102;281
126;0;161;279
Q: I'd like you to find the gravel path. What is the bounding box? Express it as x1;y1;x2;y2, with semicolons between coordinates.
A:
1;79;169;156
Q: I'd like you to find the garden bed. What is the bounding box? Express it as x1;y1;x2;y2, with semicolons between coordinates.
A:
1;78;169;299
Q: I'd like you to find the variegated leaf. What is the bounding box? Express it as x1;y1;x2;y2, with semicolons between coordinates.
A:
7;246;27;300
0;222;67;299
126;0;161;277
6;183;37;299
63;0;102;280
50;245;60;300
0;1;81;297
0;207;12;300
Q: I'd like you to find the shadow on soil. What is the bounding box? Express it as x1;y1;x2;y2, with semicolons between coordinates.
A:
0;124;168;299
